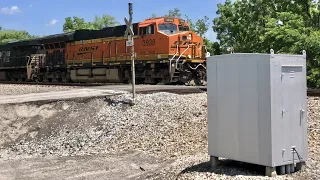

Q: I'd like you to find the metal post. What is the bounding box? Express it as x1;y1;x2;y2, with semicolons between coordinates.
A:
129;3;135;105
125;2;135;105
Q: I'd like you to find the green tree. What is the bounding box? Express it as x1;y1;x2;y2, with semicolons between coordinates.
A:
213;0;266;53
203;38;221;55
63;16;93;32
185;14;220;55
185;15;210;37
92;14;119;29
63;14;118;32
165;8;181;18
212;0;320;87
194;16;210;37
212;41;222;55
0;28;37;44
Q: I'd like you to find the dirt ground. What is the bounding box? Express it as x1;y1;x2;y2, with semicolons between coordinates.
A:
0;150;174;180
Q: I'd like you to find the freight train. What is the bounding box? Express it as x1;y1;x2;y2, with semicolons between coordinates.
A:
0;17;209;85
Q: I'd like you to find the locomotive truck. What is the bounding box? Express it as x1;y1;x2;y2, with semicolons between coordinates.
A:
0;17;209;85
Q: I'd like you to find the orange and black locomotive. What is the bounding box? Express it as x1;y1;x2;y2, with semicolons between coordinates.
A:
0;17;209;85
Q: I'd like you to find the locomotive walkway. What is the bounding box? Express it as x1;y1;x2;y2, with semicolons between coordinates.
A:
0;85;206;104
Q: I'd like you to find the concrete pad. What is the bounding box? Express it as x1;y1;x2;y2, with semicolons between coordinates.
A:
0;151;173;180
0;85;206;104
0;88;126;105
88;84;207;93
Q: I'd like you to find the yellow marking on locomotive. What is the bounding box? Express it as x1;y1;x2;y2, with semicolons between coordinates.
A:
66;53;203;65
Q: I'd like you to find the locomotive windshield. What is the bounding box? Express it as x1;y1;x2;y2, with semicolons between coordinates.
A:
158;23;178;34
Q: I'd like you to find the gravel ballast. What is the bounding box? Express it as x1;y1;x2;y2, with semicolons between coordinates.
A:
0;84;79;95
0;91;318;179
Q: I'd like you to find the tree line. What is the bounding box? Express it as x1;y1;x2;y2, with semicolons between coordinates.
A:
213;0;320;88
0;8;221;54
1;1;320;88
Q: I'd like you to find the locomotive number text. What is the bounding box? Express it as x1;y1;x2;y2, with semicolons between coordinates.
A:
142;39;155;46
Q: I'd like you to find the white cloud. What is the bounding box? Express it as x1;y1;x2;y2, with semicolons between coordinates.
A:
0;6;20;14
47;19;58;26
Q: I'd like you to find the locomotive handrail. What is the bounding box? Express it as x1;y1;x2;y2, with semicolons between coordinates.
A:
26;56;31;66
188;63;206;70
169;45;179;75
175;45;190;70
177;44;189;61
170;45;179;61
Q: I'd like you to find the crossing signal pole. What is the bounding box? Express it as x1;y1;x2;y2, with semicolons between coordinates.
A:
124;2;136;105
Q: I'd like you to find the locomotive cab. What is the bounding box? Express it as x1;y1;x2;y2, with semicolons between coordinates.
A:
136;17;205;61
135;17;207;85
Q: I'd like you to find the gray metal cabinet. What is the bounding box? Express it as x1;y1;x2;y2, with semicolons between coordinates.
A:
206;50;308;177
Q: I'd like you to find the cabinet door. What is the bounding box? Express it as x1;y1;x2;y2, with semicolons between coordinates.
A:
281;65;305;162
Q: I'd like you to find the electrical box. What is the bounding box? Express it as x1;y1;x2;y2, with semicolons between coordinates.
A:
206;50;308;176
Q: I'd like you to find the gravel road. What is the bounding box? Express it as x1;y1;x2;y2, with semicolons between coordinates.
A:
0;88;318;179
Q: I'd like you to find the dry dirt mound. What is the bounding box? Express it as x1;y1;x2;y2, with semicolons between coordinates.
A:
0;92;208;160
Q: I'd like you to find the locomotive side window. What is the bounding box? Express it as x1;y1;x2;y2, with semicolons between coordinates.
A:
179;25;190;31
139;25;155;35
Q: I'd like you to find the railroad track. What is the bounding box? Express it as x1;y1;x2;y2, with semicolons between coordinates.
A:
0;81;125;87
0;81;200;87
1;81;320;97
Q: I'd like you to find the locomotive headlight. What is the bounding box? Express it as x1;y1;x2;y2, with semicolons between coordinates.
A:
188;34;192;40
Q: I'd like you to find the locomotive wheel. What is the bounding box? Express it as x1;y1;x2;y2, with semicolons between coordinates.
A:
178;71;192;84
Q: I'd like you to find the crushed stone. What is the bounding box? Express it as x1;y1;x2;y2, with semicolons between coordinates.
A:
0;92;318;179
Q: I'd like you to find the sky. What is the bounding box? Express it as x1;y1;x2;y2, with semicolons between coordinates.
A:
0;0;227;41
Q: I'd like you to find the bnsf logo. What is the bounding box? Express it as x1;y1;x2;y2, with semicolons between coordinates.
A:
79;46;99;52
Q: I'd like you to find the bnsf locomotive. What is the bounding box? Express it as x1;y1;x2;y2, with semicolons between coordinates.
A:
0;17;209;85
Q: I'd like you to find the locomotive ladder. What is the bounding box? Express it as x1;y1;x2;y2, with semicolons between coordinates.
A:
26;55;40;81
169;45;190;82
